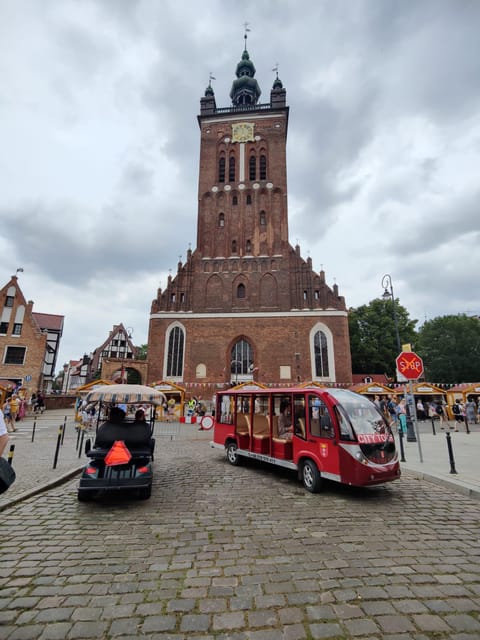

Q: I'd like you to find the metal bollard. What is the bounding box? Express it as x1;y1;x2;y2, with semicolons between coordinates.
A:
31;419;37;443
61;418;67;445
7;444;15;466
398;428;406;462
445;432;458;474
430;417;436;435
76;425;82;451
78;429;85;459
52;424;64;469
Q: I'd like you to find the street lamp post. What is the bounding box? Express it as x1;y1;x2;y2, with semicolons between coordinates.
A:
381;274;416;443
381;274;401;354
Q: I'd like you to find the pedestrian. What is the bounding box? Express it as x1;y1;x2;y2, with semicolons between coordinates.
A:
0;407;9;456
435;400;446;428
396;399;407;434
416;398;426;421
465;397;476;427
9;394;20;424
451;400;464;431
2;398;16;433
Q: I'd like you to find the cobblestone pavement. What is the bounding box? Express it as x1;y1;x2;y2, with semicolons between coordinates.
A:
1;421;480;639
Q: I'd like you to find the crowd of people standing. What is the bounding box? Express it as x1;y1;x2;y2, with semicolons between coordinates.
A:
373;393;479;433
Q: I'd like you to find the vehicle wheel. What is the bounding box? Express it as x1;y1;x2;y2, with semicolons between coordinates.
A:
302;460;322;493
77;490;93;502
226;442;241;466
138;486;152;500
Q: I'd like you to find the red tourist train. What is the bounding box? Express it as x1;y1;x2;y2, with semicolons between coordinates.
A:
211;386;400;492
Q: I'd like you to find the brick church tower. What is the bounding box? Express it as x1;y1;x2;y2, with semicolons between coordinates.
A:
147;42;352;393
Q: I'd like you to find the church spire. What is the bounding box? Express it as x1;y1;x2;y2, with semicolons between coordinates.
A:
229;26;261;106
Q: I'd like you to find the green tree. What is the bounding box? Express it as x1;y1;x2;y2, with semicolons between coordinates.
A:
136;344;148;360
349;299;417;376
416;315;480;383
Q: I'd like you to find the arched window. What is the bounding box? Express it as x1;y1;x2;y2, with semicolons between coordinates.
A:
314;330;329;378
231;339;253;379
249;156;256;181
232;195;238;205
218;156;225;183
259;155;267;180
245;240;251;254
246;194;252;205
232;240;237;253
229;156;235;183
237;283;246;298
167;326;184;378
259;210;266;225
218;213;225;227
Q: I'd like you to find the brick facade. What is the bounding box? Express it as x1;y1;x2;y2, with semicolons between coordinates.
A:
147;46;352;393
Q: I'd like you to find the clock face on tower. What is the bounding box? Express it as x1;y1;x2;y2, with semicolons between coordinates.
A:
232;122;255;143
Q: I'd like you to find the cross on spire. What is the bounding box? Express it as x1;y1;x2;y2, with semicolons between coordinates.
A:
243;22;251;48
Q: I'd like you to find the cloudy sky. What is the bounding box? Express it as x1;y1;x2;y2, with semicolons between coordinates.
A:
1;0;479;370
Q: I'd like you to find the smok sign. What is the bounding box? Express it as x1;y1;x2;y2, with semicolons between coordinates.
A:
395;351;424;381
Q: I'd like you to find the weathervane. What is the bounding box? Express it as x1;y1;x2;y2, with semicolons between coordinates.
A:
272;63;279;79
243;21;251;47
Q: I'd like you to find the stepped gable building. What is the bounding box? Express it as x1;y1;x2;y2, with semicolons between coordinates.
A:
148;44;352;392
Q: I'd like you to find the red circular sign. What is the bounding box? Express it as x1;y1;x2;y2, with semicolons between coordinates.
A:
395;351;424;380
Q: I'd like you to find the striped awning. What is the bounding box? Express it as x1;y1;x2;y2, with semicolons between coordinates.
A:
85;384;166;405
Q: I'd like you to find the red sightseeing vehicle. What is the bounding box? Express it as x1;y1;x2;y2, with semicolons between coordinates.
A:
211;386;400;492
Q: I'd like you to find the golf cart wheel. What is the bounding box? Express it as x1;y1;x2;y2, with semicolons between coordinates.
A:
226;442;240;466
302;459;322;493
139;486;152;500
77;490;94;502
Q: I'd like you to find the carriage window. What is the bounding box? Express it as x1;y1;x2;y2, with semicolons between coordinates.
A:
309;395;334;438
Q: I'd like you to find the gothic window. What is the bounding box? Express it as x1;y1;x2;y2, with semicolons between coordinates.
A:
232;195;238;205
167;325;184;378
237;283;246;298
314;330;329;378
246;240;251;254
259;154;267;180
218;156;226;183
229;156;235;182
303;290;308;301
232;240;237;253
246;194;252;205
218;213;225;227
259;210;266;225
249;155;256;181
314;290;319;300
230;339;253;378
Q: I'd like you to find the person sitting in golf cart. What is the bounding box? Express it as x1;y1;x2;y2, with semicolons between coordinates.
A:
95;406;152;451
